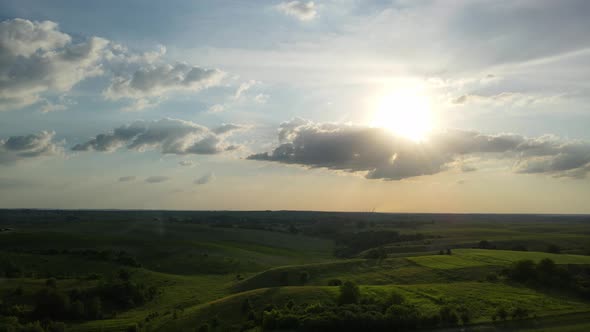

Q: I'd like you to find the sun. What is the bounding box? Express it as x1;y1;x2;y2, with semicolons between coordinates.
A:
371;88;434;142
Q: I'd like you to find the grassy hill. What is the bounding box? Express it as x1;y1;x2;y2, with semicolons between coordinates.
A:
1;210;590;331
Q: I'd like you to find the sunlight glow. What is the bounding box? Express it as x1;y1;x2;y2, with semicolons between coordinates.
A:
371;88;434;142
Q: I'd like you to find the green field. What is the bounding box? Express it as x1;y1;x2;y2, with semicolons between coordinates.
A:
1;210;590;331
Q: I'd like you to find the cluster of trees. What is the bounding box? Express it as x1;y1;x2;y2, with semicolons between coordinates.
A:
58;249;141;268
0;259;22;278
0;317;66;332
239;281;474;331
504;258;590;299
364;247;388;260
334;231;428;257
0;270;158;330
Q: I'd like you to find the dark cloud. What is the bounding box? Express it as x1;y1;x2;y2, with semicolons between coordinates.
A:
0;131;62;165
248;119;590;180
72;118;242;155
145;176;170;183
118;176;136;182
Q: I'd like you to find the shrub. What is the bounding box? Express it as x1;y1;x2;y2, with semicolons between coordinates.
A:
327;279;342;286
338;281;360;305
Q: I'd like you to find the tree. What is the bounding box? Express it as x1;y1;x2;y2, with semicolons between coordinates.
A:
496;307;508;321
33;289;70;320
386;291;406;306
439;306;459;326
328;279;342;286
279;272;289;286
547;244;561;254
86;297;102;319
338;281;360;305
45;278;57;289
508;260;537;283
300;271;310;285
118;269;132;282
511;306;530;320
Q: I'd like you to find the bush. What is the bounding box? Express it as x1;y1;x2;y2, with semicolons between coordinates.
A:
299;271;310;285
327;279;342;286
338;281;360;305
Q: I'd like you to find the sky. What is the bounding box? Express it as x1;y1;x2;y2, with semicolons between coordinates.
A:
1;0;590;213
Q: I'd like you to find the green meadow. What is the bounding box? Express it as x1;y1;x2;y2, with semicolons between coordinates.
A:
1;210;590;331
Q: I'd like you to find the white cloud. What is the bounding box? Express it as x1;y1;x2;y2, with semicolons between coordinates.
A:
208;104;225;113
72;118;244;155
276;1;317;21
233;80;257;100
0;18;109;111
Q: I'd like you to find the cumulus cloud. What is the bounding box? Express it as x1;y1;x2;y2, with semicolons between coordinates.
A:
276;1;317;21
104;63;224;110
145;176;170;183
72;118;243;155
118;176;136;182
0;131;63;165
194;172;215;185
0;18;109;111
248;119;590;180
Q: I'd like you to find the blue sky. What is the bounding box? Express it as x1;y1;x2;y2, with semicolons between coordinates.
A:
1;0;590;212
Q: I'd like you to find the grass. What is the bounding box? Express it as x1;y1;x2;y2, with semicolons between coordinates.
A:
409;249;590;269
160;282;590;332
2;210;590;331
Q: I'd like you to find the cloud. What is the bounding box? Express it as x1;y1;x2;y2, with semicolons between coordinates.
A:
276;1;317;21
207;104;225;113
104;63;225;110
0;131;63;165
254;93;269;104
233;80;257;100
212;123;244;135
145;176;170;183
194;172;215;185
452;92;559;107
118;176;136;182
248;119;590;180
0;18;109;111
72;118;243;155
178;160;196;167
0;178;34;189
